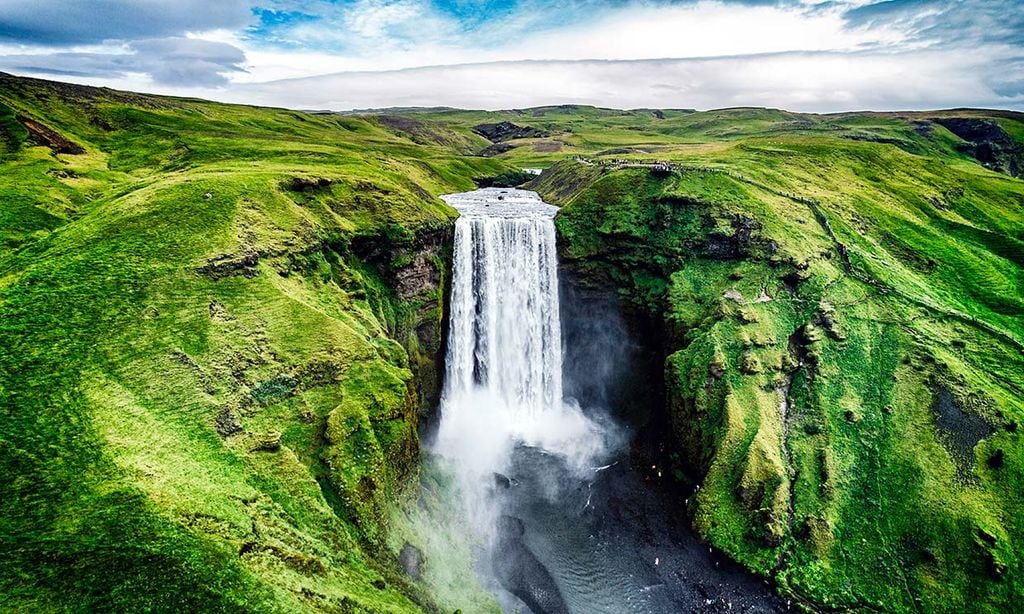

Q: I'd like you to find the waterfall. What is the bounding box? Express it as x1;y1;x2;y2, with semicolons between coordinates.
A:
434;188;605;532
443;188;563;413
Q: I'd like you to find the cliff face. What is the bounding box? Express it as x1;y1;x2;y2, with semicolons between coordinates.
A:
0;74;491;613
934;117;1024;177
351;223;453;419
545;139;1024;612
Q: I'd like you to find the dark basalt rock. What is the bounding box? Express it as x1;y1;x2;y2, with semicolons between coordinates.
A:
935;118;1023;177
477;142;518;157
472;121;549;143
702;214;775;260
197;252;260;280
284;176;333;192
931;386;994;482
215;408;243;437
17;114;85;154
398;542;423;581
347;223;452;417
493;472;518;489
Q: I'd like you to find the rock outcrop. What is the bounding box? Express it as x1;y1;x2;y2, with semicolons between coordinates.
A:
472;121;549;142
935;117;1023;177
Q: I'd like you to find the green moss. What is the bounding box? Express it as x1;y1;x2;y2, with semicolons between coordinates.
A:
0;74;488;613
554;115;1024;611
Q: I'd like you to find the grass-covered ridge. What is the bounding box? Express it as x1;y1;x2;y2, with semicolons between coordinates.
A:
0;74;506;612
540;117;1024;611
2;72;1023;612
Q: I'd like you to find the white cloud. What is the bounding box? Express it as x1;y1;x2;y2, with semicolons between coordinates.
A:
1;1;1020;112
0;0;253;45
217;49;1021;112
0;37;246;86
228;1;906;78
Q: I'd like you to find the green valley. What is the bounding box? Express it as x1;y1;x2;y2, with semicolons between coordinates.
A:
2;73;1023;613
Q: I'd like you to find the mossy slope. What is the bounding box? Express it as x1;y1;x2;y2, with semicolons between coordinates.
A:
0;74;504;612
4;73;1024;613
547;112;1024;612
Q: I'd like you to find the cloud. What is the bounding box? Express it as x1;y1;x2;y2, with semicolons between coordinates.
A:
0;38;247;86
843;0;1024;48
226;0;904;76
0;0;254;45
245;0;876;61
222;49;1023;112
0;0;1020;111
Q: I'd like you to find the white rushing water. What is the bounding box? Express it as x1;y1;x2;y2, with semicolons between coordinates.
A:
434;188;605;534
444;188;562;412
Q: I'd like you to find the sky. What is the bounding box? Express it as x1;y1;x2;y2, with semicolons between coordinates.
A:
0;0;1021;112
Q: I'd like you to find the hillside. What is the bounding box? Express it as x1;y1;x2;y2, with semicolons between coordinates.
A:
2;73;1024;612
525;114;1024;610
0;74;507;612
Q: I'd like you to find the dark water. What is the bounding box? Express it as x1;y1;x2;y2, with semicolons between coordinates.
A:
489;446;785;614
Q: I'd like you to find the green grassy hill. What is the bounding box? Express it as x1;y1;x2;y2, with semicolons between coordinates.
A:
0;74;507;612
2;73;1023;612
529;114;1024;611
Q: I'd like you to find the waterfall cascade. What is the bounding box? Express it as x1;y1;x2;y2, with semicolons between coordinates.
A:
433;189;603;529
429;189;782;614
443;188;563;412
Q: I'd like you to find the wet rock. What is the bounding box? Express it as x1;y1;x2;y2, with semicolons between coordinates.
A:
497;515;525;537
399;542;423;581
394;252;440;301
492;515;569;614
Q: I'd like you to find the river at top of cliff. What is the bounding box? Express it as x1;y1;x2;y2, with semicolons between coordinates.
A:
441;187;558;219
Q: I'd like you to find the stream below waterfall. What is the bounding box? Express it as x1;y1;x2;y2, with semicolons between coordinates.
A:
431;188;784;614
